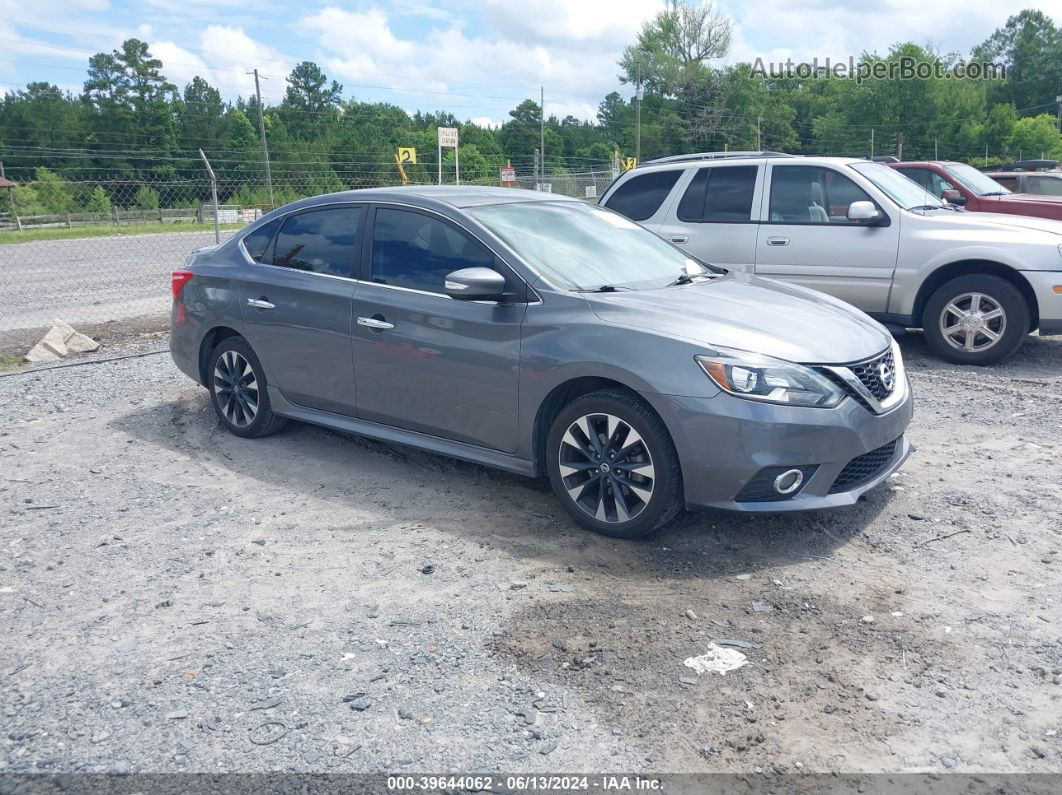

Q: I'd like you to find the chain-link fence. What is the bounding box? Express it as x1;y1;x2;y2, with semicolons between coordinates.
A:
0;170;617;336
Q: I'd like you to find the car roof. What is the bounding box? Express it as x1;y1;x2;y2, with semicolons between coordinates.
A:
625;154;866;176
282;185;579;212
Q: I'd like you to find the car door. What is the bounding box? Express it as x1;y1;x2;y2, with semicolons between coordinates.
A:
754;164;900;313
351;205;524;453
656;163;763;273
238;204;364;416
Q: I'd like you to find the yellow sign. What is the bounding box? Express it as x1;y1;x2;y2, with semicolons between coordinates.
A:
397;147;417;164
621;157;637;171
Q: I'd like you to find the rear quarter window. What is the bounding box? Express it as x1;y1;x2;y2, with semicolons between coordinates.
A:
240;219;280;262
604;169;682;222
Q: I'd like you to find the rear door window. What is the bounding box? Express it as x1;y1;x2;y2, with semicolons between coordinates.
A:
677;166;757;222
270;206;363;278
604;169;682;221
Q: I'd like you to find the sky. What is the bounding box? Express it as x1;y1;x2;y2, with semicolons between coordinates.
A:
0;0;1059;127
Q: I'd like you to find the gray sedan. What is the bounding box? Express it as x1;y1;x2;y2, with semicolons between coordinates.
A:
170;186;913;537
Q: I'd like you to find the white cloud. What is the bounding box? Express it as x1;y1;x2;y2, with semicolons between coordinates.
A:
297;4;657;121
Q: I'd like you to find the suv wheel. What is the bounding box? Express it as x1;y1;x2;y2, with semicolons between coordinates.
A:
207;336;287;438
922;274;1030;365
546;389;682;538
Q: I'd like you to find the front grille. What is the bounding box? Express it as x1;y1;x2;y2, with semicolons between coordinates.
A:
828;437;899;494
818;348;896;410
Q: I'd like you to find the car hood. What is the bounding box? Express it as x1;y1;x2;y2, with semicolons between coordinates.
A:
586;272;891;364
921;208;1062;236
997;192;1062;205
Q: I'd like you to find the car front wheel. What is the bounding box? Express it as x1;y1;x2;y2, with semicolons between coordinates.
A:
546;389;682;538
922;274;1030;365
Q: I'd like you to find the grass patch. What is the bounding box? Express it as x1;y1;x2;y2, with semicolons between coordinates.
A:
0;353;21;372
0;222;244;245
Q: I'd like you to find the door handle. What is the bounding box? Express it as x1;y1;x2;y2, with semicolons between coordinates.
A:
246;297;275;309
670;235;689;243
357;316;394;330
766;236;790;246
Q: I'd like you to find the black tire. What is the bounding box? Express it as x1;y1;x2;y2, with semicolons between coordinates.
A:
207;336;287;438
546;389;683;538
922;274;1030;365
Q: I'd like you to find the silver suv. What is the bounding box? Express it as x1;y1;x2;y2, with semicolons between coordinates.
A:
600;153;1062;364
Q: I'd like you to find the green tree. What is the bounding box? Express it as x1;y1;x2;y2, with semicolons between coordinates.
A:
135;185;160;209
281;61;342;140
85;185;112;213
975;10;1062;114
1007;114;1062;159
31;167;75;213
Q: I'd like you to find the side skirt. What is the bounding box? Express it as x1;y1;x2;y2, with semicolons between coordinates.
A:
267;386;536;477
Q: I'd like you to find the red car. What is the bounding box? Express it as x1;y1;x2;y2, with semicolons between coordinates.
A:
889;160;1062;221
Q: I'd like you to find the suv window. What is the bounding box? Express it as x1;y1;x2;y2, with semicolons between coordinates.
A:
990;175;1019;192
605;169;682;221
371;208;494;293
900;167;955;199
241;219;280;262
769;166;874;224
1026;175;1062;196
271;207;363;277
677;166;757;222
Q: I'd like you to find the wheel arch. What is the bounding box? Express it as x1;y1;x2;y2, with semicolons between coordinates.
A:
913;260;1039;331
531;376;652;477
197;326;244;385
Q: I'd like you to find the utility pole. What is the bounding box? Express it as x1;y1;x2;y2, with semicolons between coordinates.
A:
934;139;938;160
635;61;642;164
897;131;904;161
756;115;762;150
1056;94;1062;134
985;146;989;167
540;86;545;185
870;129;874;158
248;69;275;209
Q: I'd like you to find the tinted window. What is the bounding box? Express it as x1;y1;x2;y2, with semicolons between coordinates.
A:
991;176;1019;191
769;166;873;224
271;207;363;277
900;167;953;199
241;219;279;262
605;170;682;221
1026;176;1062;196
371;208;494;293
677;166;757;222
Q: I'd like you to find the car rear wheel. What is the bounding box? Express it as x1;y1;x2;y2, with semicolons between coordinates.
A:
207;337;287;438
546;389;682;538
922;274;1030;365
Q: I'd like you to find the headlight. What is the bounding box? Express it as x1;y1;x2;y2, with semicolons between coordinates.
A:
695;348;845;408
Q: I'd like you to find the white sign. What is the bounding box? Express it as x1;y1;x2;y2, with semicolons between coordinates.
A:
536;183;552;193
584;185;597;199
438;127;459;148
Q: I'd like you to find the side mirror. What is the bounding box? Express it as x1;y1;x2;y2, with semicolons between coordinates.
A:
847;200;883;224
444;267;507;300
942;189;967;206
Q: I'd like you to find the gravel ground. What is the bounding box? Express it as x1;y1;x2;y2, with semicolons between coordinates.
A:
1;330;1061;776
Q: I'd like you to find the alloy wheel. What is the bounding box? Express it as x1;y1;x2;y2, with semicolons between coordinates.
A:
558;412;655;524
213;350;259;428
938;292;1006;353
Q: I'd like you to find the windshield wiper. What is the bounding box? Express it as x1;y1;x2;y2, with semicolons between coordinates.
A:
576;284;631;293
667;271;717;286
908;204;956;212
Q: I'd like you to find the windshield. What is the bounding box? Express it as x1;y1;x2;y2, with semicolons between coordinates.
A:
943;163;1011;196
850;162;946;210
469;200;706;291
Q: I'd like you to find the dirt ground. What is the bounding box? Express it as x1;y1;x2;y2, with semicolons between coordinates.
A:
1;330;1060;776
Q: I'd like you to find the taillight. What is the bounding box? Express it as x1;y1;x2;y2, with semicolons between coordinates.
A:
171;270;193;300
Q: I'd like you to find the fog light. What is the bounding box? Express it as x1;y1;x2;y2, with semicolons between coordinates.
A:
773;468;804;495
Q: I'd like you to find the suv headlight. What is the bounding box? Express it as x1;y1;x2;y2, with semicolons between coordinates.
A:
696;348;845;408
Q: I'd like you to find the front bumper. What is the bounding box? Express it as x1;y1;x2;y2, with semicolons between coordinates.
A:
1022;270;1062;336
646;380;914;512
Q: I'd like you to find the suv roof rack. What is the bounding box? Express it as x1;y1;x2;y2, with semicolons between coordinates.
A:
868;155;899;163
642;151;795;166
982;159;1058;173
